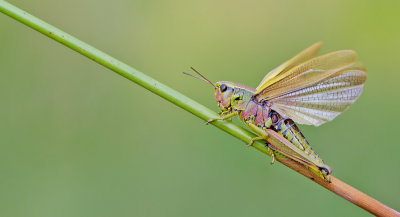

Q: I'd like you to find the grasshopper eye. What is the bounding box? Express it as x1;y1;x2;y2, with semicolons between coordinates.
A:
220;84;227;92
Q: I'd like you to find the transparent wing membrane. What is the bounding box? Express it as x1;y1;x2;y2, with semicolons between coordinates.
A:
255;50;358;100
270;68;366;126
256;42;322;92
255;43;366;126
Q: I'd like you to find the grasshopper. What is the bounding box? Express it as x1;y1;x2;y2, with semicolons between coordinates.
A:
185;42;366;181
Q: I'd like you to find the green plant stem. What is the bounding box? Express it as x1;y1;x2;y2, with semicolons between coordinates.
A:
0;1;399;216
0;0;267;154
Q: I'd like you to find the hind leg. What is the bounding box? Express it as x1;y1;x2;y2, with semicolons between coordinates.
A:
267;146;276;165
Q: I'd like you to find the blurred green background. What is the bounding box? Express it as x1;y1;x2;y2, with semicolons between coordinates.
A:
1;0;399;216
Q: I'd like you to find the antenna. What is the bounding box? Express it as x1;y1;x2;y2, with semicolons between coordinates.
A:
183;67;216;88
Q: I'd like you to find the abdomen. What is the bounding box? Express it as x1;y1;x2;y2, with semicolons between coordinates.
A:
240;99;325;165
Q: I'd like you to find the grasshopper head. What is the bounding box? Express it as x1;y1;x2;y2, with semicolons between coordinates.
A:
182;68;235;112
215;81;235;111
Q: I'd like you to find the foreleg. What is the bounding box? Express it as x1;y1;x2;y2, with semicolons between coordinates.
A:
205;111;237;125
